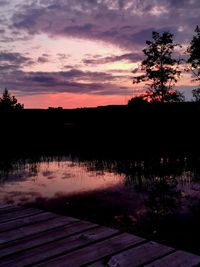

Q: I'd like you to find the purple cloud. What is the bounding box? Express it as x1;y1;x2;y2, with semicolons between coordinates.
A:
83;52;142;65
0;0;199;104
0;68;131;96
0;0;8;7
0;51;34;70
37;54;50;63
11;0;200;49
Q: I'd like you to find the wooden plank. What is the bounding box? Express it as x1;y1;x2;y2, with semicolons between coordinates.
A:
38;233;145;267
0;208;42;224
0;206;25;215
0;215;78;244
144;250;200;267
1;206;199;267
0;204;13;209
0;226;119;267
88;241;174;267
0;220;97;258
87;262;107;267
0;212;57;232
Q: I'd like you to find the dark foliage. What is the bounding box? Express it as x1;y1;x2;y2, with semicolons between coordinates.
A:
188;26;200;102
0;88;24;110
192;88;200;102
187;26;200;83
0;103;200;159
133;31;184;103
128;95;149;106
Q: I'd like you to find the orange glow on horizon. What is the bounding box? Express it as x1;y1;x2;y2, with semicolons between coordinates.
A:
17;93;132;109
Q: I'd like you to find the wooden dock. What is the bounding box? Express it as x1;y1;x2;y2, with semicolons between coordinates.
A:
0;205;200;267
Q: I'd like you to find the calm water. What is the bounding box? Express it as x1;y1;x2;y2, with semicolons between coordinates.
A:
1;155;200;212
1;155;200;253
0;156;124;205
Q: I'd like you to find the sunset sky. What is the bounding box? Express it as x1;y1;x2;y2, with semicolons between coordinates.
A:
0;0;199;108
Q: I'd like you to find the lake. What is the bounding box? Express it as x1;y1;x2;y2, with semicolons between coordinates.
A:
0;156;124;204
1;154;200;254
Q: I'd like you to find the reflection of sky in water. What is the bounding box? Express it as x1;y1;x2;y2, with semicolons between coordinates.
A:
1;156;200;213
0;160;124;205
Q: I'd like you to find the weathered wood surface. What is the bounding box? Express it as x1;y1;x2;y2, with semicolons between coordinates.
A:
0;205;199;267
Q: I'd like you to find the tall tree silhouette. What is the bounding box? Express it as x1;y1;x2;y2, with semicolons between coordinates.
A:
0;88;24;110
133;31;184;102
187;26;200;101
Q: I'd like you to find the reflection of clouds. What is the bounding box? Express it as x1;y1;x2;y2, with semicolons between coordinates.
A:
47;176;56;180
54;191;71;198
42;170;54;177
0;170;32;183
2;190;42;197
1;190;42;205
0;161;41;184
0;157;123;206
67;163;78;168
36;183;47;188
61;172;75;179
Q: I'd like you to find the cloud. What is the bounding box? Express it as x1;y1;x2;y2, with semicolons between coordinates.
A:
0;51;34;71
57;53;70;60
0;68;131;96
0;0;198;104
83;52;142;65
37;54;50;63
0;0;8;7
62;65;79;70
10;0;200;50
60;69;123;81
0;52;30;64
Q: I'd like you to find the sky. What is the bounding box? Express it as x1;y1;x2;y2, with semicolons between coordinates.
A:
0;0;199;108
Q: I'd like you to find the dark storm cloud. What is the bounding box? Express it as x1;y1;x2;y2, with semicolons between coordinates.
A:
11;0;200;49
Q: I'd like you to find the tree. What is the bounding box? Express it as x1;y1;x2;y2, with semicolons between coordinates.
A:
0;88;24;110
128;95;148;106
192;88;200;102
133;31;184;103
187;26;200;102
187;26;200;82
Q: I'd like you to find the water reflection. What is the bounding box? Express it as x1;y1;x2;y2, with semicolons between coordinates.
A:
1;155;200;253
1;155;200;212
79;156;200;221
81;156;199;191
0;156;124;205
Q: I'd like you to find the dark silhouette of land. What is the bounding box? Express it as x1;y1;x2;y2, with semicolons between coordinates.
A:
0;102;200;159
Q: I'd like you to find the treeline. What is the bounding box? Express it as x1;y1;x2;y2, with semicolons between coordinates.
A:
1;102;200;159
